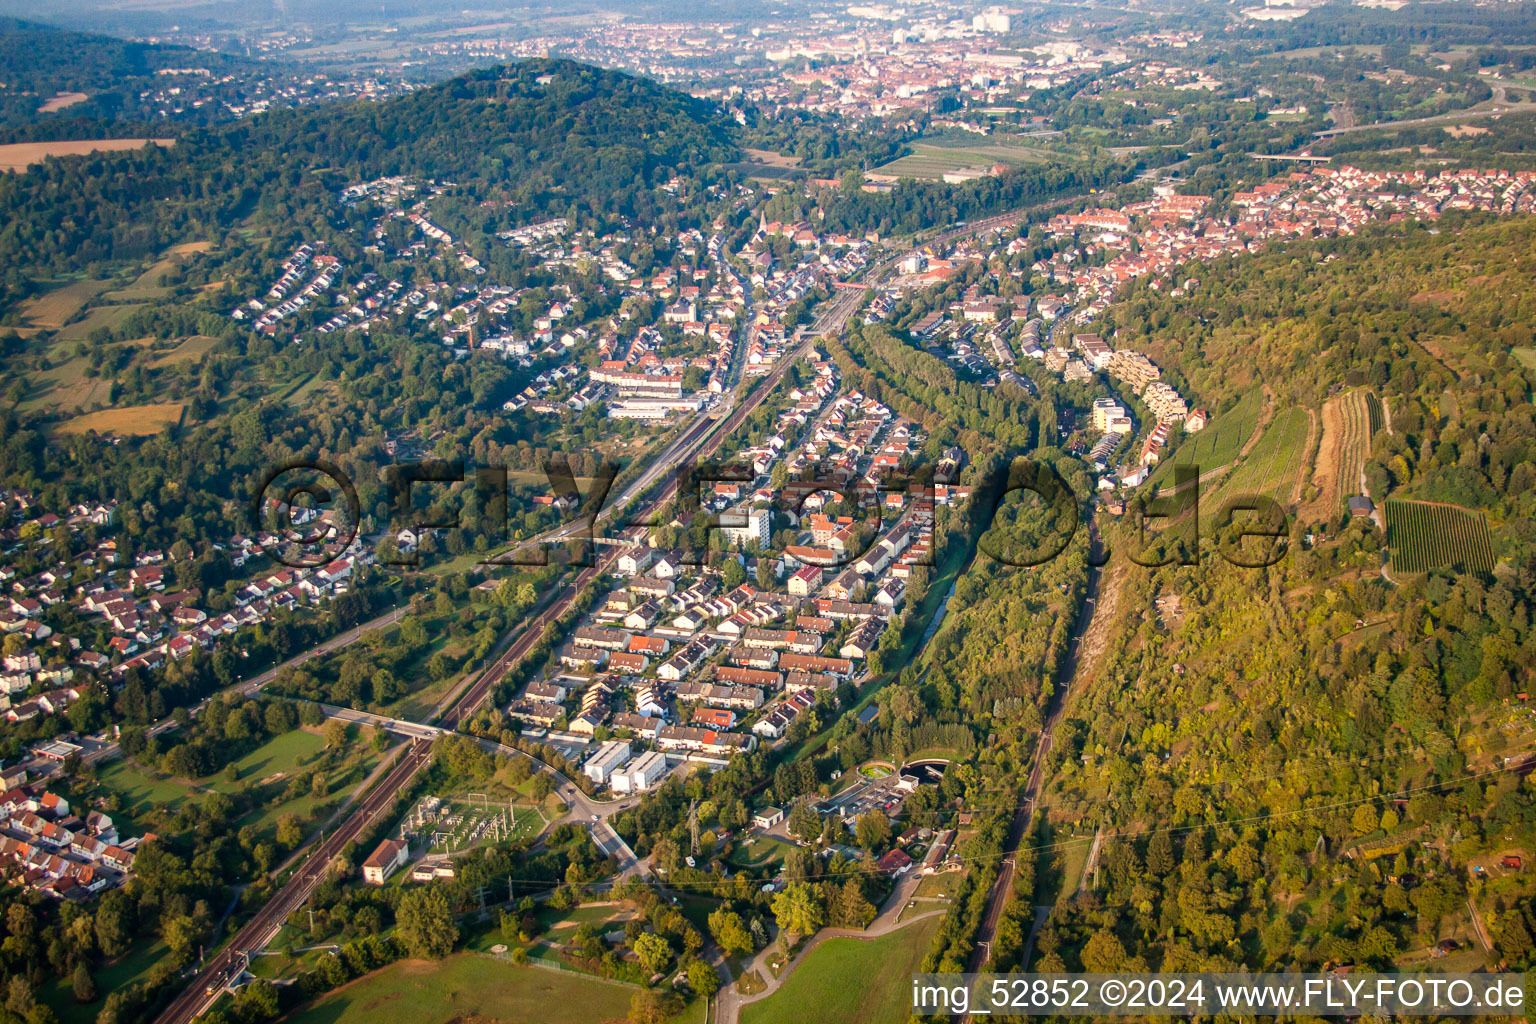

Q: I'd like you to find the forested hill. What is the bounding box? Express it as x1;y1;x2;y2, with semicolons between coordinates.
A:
220;59;740;206
0;18;260;139
0;58;740;294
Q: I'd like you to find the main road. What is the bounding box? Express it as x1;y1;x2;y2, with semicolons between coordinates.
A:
151;203;1051;1024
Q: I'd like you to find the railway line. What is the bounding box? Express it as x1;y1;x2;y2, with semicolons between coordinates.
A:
152;202;1038;1024
153;739;433;1024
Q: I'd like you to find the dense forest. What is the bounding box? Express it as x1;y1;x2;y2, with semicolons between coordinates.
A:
969;216;1536;979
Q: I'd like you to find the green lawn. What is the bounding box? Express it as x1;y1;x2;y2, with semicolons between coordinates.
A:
213;728;329;792
96;759;191;816
1147;387;1264;489
281;952;695;1024
98;728;382;837
741;916;942;1024
42;940;167;1024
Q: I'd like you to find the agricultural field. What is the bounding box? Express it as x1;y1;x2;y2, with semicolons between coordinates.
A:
281;952;697;1024
1147;387;1263;490
37;91;88;113
0;137;174;172
1204;406;1311;519
1385;500;1495;574
17;278;111;329
740;915;942;1024
875;137;1054;179
1305;388;1382;519
55;402;185;436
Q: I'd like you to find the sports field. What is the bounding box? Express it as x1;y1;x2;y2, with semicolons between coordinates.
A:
282;953;656;1024
741;915;941;1024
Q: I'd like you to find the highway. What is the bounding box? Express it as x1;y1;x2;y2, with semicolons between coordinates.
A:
1313;87;1536;137
153;739;433;1024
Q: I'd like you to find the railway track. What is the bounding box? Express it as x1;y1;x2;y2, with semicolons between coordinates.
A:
436;335;816;730
154;209;1024;1024
154;739;433;1024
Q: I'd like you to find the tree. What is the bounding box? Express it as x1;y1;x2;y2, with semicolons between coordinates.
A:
275;815;304;849
770;881;825;938
1080;929;1128;972
686;958;720;997
396;887;458;959
633;932;672;975
787;799;820;842
835;879;876;929
323;719;349;748
71;965;95;1005
231;980;280;1022
1145;831;1175;877
855;810;891;852
6;977;33;1016
708;908;753;957
629;989;684;1024
721;558;747;588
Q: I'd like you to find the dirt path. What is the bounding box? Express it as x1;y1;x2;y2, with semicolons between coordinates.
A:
966;532;1126;978
1303;395;1345;521
1467;898;1493;954
1078;826;1105;895
716;872;941;1024
1292;406;1320;508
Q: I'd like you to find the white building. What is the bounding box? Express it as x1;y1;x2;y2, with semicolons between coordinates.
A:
720;508;771;550
611;750;670;793
584;740;632;784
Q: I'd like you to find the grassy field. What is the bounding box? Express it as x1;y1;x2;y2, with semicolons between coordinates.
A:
56;302;146;343
97;728;383;835
1386;499;1495;574
1148;388;1263;489
876;141;1052;179
1514;347;1536;372
56;402;184;436
106;241;213;301
0;137;174;172
16;354;114;413
149;335;218;367
42;939;166;1024
19;278;111;329
96;758;192;816
281;952;694;1024
741;915;941;1024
